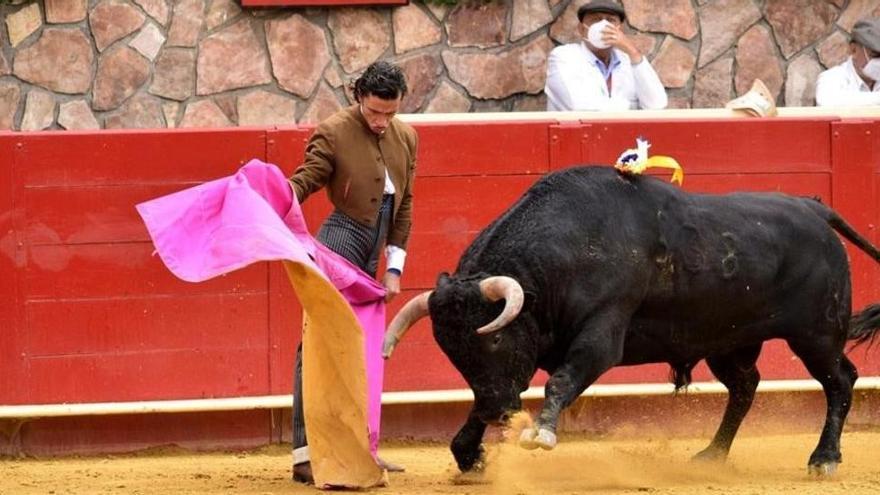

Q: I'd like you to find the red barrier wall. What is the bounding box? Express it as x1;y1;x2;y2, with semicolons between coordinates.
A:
1;115;879;452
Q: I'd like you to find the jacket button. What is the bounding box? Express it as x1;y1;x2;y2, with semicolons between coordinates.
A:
375;177;381;182
370;198;378;203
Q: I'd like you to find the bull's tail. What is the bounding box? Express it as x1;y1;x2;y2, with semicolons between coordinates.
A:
805;198;880;263
804;199;880;347
850;304;880;347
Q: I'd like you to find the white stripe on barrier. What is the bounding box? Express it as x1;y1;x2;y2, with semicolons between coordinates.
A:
1;377;879;419
398;106;880;124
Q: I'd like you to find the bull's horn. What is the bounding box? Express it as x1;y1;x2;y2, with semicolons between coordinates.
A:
475;276;524;335
383;291;432;359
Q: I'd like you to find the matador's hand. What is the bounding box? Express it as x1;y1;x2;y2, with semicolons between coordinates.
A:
383;271;401;303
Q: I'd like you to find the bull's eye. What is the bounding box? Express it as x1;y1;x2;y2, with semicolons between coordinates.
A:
491;333;502;348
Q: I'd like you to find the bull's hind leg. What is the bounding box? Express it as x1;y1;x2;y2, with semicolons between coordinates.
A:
693;344;762;463
788;340;858;475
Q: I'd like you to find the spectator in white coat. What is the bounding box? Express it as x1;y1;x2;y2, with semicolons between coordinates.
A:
816;18;880;107
545;0;667;112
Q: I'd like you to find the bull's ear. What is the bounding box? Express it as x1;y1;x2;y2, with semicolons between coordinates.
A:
523;291;537;312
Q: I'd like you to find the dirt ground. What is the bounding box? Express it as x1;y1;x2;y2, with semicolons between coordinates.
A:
2;427;880;495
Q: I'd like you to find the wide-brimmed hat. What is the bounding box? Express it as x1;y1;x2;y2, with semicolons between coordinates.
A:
577;0;626;23
852;18;880;53
726;79;777;118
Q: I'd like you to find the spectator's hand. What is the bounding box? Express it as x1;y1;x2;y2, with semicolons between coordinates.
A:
602;24;643;64
383;271;401;303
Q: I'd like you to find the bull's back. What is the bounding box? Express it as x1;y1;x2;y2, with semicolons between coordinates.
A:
460;165;847;316
632;184;851;361
457;167;666;276
650;190;844;297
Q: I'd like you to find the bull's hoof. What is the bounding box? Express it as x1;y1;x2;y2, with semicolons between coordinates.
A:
518;427;557;450
454;453;485;473
691;446;727;463
453;471;490;485
518;428;539;450
808;462;838;477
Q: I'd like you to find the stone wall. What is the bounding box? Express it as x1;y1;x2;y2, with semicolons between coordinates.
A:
0;0;878;131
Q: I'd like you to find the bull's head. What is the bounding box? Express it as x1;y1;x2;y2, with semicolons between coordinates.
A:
384;273;538;425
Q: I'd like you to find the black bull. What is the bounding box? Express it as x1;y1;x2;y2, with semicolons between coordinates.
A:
383;166;880;475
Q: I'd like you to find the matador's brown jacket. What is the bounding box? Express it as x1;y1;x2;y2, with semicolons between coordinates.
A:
289;105;419;250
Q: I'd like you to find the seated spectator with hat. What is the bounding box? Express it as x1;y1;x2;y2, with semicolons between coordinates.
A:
544;0;667;111
816;17;880;106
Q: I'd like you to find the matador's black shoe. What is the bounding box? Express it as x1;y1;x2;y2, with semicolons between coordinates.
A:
292;461;314;484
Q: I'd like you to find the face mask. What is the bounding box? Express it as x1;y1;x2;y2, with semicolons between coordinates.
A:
586;19;611;49
862;47;880;80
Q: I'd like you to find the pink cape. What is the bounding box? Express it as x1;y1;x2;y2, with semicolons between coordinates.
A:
136;159;386;488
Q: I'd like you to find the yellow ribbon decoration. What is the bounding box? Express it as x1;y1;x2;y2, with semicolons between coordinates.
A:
644;155;684;185
614;142;684;186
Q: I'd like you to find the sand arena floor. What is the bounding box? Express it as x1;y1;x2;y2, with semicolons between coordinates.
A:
2;428;880;494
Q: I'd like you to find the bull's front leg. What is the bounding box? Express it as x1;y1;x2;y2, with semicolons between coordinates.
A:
451;410;488;472
520;321;624;450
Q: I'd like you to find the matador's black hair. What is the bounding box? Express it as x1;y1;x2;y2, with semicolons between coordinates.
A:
351;61;408;103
